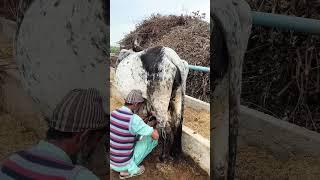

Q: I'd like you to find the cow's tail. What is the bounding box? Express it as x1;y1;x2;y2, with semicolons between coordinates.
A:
162;47;189;91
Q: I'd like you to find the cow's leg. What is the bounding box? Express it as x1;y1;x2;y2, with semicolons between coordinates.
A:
147;80;173;161
169;86;184;158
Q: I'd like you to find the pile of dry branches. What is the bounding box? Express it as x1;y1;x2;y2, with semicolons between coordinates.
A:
0;0;19;21
243;0;320;132
120;13;210;102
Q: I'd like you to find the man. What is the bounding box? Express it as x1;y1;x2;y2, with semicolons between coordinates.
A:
0;88;107;179
110;89;159;179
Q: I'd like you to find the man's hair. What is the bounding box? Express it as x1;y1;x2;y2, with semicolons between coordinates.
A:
46;127;107;141
124;102;144;106
46;128;76;140
124;102;133;106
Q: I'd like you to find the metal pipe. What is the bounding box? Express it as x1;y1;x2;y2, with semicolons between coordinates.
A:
252;11;320;35
188;65;210;72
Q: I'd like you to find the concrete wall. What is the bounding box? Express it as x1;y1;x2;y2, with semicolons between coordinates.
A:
183;97;320;165
184;83;320;162
238;106;320;160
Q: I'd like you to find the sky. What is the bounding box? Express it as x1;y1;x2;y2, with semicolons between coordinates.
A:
110;0;210;47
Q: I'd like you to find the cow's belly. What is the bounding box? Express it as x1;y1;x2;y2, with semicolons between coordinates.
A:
115;56;148;99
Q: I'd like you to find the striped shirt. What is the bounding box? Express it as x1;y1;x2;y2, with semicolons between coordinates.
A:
109;106;155;174
0;140;99;180
110;106;136;167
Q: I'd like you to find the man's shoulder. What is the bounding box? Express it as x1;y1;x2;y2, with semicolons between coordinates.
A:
132;114;143;120
74;165;99;180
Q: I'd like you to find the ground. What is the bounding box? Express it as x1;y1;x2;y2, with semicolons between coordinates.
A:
110;147;208;180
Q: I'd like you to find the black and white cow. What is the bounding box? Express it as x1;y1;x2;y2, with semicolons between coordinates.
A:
114;46;189;160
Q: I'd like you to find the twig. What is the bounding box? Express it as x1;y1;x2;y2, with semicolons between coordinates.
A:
304;103;318;131
277;80;294;97
258;0;266;11
245;43;271;54
247;69;278;79
242;101;281;119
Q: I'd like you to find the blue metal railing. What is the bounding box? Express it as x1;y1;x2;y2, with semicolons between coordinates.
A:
187;11;320;73
252;11;320;35
188;65;210;72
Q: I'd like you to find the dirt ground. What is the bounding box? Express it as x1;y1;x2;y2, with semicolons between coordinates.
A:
110;148;208;180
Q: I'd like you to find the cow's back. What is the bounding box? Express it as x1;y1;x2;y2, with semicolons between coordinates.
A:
115;50;149;98
115;46;184;99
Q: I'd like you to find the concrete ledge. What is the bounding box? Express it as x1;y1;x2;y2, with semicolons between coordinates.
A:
184;92;320;162
239;105;320;160
182;125;210;175
185;95;210;111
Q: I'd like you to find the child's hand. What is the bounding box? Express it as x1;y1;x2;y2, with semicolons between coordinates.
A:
151;129;159;140
138;114;147;120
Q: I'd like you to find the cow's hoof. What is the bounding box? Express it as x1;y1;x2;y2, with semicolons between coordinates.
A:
159;155;165;162
169;151;178;159
168;156;174;161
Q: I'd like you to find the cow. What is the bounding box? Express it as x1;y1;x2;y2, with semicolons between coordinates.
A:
114;46;189;161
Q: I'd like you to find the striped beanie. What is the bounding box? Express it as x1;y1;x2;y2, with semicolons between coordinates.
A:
49;88;107;132
125;89;145;104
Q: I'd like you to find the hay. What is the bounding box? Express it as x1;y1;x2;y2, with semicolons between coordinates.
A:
183;107;210;139
120;14;210;102
0;0;19;21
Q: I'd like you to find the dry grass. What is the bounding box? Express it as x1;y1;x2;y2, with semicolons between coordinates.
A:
183;107;210;139
0;0;19;21
242;0;320;132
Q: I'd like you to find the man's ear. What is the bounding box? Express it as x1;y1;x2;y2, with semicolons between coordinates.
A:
72;132;82;144
73;130;89;144
79;130;90;143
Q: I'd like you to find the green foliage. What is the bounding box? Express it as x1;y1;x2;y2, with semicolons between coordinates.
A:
110;46;120;54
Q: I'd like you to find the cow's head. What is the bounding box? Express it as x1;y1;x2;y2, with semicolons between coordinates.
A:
132;35;144;52
116;49;135;67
